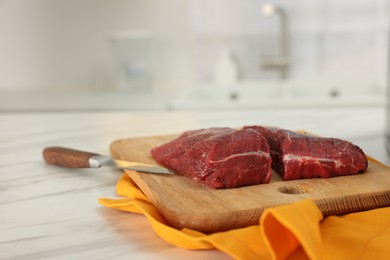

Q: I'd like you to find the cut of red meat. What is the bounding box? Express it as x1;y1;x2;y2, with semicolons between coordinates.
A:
151;127;272;188
244;126;368;180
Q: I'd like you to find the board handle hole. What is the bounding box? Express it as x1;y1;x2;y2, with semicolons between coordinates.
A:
278;184;313;194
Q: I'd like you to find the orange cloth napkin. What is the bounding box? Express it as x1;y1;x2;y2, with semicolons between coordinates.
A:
99;174;390;260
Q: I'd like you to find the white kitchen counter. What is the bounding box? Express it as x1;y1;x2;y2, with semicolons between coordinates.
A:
0;89;385;111
1;107;389;259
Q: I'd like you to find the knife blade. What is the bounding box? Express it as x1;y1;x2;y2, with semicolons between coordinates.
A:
42;146;173;175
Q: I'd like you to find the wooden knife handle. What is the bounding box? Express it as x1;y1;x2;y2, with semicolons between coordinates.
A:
42;147;99;168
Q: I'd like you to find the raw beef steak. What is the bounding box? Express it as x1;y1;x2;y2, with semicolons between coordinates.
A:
244;126;368;180
151;127;272;188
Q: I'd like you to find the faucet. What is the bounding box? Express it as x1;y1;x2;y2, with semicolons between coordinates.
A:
261;4;290;80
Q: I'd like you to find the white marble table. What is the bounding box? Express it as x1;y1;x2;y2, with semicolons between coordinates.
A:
1;107;388;259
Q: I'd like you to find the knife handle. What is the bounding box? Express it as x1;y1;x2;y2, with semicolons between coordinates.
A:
42;147;99;168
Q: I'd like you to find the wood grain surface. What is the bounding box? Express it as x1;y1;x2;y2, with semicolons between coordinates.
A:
110;134;390;233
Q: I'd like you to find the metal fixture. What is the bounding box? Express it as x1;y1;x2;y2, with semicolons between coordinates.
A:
261;4;290;80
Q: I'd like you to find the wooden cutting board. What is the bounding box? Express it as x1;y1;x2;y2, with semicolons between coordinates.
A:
110;134;390;233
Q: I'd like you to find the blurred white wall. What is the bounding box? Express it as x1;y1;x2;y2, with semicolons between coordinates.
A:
191;0;390;89
0;0;388;94
0;0;192;91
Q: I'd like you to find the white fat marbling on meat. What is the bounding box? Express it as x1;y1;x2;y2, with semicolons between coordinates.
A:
283;154;344;168
209;151;270;163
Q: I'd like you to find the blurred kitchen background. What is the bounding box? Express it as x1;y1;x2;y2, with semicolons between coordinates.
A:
0;0;389;111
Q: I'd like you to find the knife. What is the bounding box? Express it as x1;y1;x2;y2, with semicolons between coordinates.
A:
42;147;173;175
